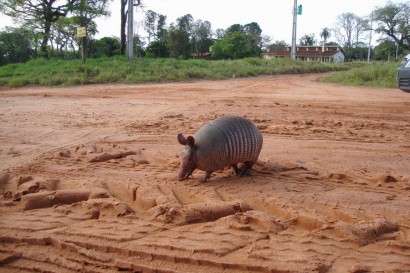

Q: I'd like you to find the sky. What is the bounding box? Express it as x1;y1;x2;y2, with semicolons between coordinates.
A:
0;0;402;45
93;0;397;45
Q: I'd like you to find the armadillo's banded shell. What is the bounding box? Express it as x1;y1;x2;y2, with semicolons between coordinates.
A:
194;115;263;172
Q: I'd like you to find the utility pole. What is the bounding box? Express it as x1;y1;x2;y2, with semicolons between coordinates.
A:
291;0;302;60
80;0;86;64
367;11;373;63
127;0;134;60
291;0;297;60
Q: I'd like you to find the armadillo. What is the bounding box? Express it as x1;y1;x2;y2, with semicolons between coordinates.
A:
177;115;263;182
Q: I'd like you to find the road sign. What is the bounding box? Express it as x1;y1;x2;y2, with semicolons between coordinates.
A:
297;4;303;15
77;27;86;38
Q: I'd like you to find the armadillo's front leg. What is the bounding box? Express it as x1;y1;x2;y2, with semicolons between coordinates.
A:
184;166;196;180
202;171;212;182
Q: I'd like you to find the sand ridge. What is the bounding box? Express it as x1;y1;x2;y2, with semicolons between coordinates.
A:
0;74;409;272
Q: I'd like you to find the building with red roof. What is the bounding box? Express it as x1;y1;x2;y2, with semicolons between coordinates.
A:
262;46;346;63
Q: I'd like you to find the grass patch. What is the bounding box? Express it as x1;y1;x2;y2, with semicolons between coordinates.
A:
320;61;400;88
0;56;399;88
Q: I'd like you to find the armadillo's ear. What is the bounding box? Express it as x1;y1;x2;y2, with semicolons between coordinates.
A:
177;133;187;145
186;136;195;147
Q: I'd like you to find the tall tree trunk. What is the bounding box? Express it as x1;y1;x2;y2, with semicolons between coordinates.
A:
120;0;127;55
40;21;52;58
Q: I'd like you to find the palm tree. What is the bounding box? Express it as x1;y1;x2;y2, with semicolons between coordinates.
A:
320;28;331;52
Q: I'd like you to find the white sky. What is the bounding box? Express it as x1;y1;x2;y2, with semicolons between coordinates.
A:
0;0;402;45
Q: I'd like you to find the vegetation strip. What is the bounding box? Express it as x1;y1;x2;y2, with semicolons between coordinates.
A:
0;57;401;88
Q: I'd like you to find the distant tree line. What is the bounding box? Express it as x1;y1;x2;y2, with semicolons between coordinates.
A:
0;0;409;65
143;12;268;60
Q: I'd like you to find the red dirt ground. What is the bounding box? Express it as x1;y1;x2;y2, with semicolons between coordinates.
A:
1;74;409;272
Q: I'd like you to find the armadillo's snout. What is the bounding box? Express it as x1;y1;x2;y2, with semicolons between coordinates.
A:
177;173;186;181
177;169;191;181
178;147;194;181
177;162;188;181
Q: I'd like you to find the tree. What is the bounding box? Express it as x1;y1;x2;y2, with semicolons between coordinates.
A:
373;1;410;52
334;13;355;49
167;25;190;58
192;19;213;55
156;14;167;41
244;22;263;52
20;19;46;58
351;42;370;60
146;40;169;58
334;12;370;60
0;0;111;57
69;0;112;61
226;24;244;34
244;23;262;35
267;40;289;51
0;0;75;57
211;31;260;59
324;41;340;47
73;0;111;33
88;36;120;58
299;33;316;46
120;0;127;54
352;17;370;48
145;10;158;44
320;28;331;45
133;35;145;58
176;14;194;34
0;27;33;65
225;32;251;59
374;39;403;60
211;22;263;59
49;17;79;59
143;10;167;44
260;35;272;51
171;14;195;56
215;28;225;39
209;40;225;59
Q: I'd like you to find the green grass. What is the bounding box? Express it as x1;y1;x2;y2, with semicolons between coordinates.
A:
0;56;400;88
320;61;400;88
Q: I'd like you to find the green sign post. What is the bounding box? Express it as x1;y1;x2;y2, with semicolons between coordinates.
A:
297;4;303;15
291;1;303;60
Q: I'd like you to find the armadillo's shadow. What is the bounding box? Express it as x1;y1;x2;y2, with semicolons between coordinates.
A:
183;160;317;185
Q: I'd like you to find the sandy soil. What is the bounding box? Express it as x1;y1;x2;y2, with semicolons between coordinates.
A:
0;73;409;273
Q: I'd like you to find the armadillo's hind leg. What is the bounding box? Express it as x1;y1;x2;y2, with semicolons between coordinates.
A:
239;161;256;177
202;171;212;182
231;164;240;175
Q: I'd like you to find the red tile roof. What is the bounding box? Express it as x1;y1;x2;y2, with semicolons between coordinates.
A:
264;46;345;58
264;50;341;57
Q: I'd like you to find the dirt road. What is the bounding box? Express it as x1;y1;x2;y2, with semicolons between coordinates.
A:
1;74;409;272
